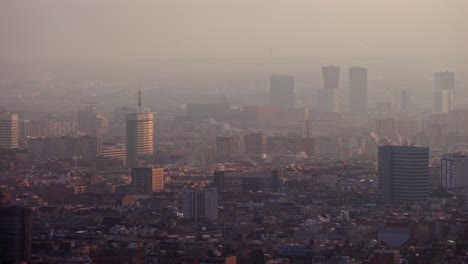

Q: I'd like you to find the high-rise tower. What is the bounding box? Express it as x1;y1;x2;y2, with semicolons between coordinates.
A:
322;66;340;90
348;67;367;114
126;89;154;166
270;74;295;108
433;71;455;113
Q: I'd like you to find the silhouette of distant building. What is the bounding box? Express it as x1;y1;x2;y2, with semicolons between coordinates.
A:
348;66;367;114
322;66;340;90
270;74;295;108
433;71;455;113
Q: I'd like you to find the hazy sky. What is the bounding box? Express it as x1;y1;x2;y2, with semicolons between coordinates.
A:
0;0;467;61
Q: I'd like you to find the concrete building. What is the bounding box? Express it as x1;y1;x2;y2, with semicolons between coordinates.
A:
378;146;429;204
182;188;218;222
244;133;267;156
131;167;164;195
270;74;295;108
0;111;19;149
214;171;280;192
0;206;32;263
441;154;468;190
126;112;154;166
348;66;367;114
322;66;340;90
433;71;455;113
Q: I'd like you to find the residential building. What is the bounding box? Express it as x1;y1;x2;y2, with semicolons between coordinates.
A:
182;188;218;221
441;154;468;190
131;167;164;195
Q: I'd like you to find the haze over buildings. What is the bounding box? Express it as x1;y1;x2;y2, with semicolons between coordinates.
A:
1;1;468;263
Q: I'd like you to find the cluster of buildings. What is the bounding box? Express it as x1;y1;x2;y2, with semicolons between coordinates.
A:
1;66;468;263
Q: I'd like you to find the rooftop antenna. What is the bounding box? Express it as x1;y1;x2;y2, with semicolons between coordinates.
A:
138;81;142;113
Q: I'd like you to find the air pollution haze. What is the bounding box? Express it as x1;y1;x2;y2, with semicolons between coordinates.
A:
2;1;468;264
0;0;466;61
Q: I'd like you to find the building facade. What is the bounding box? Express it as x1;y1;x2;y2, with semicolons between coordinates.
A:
0;111;19;149
182;188;218;222
441;154;468;190
131;167;164;195
126;112;154;166
378;146;429;204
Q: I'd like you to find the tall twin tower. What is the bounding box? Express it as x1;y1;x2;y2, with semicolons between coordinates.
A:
270;66;368;113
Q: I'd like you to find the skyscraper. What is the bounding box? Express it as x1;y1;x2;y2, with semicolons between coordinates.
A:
378;146;429;204
433;71;455;113
131;167;164;195
182;188;218;222
0;206;32;263
126;112;154;166
348;66;367;114
270;74;295;108
322;66;340;90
